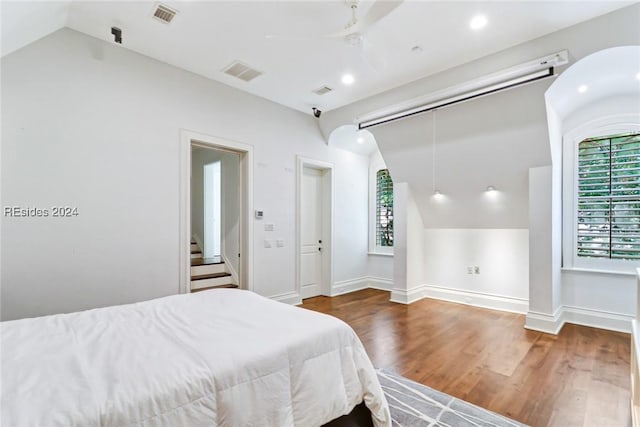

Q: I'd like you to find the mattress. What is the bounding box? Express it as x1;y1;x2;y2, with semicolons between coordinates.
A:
1;289;391;427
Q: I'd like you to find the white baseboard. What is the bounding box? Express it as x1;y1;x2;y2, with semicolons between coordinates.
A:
423;285;529;314
526;305;632;335
390;286;426;304
326;279;632;336
331;277;370;296
525;308;564;334
367;277;393;291
270;291;302;306
562;305;632;333
331;276;394;296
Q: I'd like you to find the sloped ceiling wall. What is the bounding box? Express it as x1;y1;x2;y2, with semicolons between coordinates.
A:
320;3;640;230
1;1;70;56
370;79;552;228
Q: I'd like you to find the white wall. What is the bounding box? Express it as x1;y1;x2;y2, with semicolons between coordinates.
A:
369;80;551;229
366;150;394;285
319;4;640;329
549;89;639;332
367;255;393;283
526;165;560;329
423;229;529;306
390;183;425;304
0;28;369;320
221;152;240;277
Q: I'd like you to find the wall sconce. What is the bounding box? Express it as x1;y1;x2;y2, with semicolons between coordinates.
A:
486;185;496;192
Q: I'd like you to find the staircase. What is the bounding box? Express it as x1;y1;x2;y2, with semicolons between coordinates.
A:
190;241;237;292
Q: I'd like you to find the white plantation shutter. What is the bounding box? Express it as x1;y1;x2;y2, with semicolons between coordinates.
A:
577;132;640;260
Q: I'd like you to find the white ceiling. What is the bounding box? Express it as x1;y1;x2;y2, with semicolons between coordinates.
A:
1;1;635;115
546;46;640;119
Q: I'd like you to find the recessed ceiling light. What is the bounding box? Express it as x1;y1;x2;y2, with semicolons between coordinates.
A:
357;137;364;144
578;84;588;93
341;74;355;85
470;15;488;30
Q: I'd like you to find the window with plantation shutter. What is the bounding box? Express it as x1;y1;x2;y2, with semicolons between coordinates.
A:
376;169;394;247
577;132;640;260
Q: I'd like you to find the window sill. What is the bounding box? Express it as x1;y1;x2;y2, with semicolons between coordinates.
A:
561;267;637;277
368;252;394;257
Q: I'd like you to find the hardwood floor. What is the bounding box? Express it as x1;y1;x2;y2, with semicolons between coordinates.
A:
301;289;631;427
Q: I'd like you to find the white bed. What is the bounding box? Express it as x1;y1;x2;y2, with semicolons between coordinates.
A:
1;289;391;427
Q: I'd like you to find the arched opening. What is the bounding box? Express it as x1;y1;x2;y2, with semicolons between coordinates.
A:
526;46;640;333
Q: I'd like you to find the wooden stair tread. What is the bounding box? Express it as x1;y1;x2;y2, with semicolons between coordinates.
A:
191;272;231;281
191;284;238;293
191;257;224;266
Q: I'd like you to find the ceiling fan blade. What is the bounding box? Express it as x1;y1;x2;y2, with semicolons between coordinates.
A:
360;37;388;72
323;0;403;39
359;0;403;32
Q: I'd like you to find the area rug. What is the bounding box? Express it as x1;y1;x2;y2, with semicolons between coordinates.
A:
377;369;528;427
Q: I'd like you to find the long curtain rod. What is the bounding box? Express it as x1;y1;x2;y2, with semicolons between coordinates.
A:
358;67;554;130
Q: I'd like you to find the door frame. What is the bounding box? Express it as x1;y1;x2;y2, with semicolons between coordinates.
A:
179;129;254;294
296;156;334;299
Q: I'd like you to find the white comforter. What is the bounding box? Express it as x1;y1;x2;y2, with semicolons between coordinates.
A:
1;289;391;427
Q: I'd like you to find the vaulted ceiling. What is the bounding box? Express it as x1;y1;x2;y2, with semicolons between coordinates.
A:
1;1;633;114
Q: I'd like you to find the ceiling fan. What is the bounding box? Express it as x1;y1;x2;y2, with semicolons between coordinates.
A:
267;0;403;70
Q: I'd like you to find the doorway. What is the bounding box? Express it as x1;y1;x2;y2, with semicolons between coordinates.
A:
180;130;254;294
297;157;333;299
190;146;240;291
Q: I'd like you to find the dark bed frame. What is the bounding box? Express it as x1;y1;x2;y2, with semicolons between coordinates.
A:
322;402;374;427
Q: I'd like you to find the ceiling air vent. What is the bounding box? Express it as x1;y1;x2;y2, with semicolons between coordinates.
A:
222;61;263;82
152;3;177;24
312;86;333;96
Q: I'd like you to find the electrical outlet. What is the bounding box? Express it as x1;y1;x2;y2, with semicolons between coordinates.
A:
474;266;480;274
467;266;473;274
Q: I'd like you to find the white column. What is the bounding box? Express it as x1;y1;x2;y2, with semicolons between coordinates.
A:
390;182;426;304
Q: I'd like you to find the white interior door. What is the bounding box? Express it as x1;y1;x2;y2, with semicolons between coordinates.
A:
300;167;324;299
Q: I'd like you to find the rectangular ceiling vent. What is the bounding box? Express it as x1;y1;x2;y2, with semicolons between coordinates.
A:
152;3;177;24
312;86;333;96
222;61;263;82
